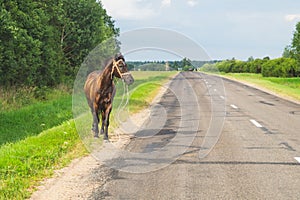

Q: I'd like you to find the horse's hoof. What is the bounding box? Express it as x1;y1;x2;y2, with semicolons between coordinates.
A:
94;134;99;138
103;139;109;143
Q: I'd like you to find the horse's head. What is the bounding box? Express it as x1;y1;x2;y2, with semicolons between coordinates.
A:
112;54;134;85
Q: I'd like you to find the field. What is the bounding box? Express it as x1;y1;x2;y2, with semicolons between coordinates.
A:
219;73;300;102
0;71;177;199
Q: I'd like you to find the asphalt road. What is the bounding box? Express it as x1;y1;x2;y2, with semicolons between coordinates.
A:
90;72;300;200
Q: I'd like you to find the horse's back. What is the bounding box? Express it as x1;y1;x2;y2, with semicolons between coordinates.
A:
84;71;102;104
84;70;103;88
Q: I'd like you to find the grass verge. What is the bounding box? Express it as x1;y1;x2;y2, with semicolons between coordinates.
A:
0;95;72;145
220;73;300;102
127;71;176;113
0;120;87;199
0;71;177;199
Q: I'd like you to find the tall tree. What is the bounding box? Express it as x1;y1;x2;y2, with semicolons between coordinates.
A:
0;0;118;87
0;0;42;86
291;22;300;63
282;45;295;58
60;0;119;77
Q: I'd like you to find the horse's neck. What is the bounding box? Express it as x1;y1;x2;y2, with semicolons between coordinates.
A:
97;62;113;88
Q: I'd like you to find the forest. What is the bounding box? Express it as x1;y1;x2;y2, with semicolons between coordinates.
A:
0;0;118;88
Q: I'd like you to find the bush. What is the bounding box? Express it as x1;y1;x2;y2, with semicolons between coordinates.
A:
262;57;299;77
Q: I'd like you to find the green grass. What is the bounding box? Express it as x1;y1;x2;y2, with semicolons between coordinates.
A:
0;120;86;199
128;71;176;113
220;73;300;102
0;71;177;199
129;82;162;112
0;85;71;112
0;95;72;145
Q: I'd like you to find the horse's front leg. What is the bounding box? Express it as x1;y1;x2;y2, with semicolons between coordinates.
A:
103;105;112;141
100;111;105;135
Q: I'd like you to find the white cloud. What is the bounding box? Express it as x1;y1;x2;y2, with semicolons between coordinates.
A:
101;0;157;20
161;0;171;7
187;0;198;7
285;14;300;22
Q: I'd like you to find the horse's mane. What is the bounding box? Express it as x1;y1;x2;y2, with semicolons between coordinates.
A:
103;53;125;68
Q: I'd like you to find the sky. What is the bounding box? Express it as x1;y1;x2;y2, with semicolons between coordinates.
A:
101;0;300;61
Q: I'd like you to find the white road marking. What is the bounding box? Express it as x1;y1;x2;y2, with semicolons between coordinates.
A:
220;96;225;99
250;119;263;128
295;157;300;163
230;104;238;109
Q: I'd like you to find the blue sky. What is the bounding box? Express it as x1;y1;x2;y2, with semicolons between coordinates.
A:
101;0;300;61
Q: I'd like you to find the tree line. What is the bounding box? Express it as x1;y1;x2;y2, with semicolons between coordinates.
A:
128;58;219;71
0;0;118;88
203;56;299;77
201;21;300;77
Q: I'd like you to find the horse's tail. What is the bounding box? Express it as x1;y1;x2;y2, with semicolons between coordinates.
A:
84;72;98;109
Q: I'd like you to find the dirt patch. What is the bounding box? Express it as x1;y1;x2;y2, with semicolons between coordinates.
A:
30;155;102;200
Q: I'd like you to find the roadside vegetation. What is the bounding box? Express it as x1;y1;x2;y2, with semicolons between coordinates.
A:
218;73;300;102
200;60;300;102
200;57;300;78
128;71;176;112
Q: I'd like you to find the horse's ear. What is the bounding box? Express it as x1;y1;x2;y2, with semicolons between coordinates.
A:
114;53;124;61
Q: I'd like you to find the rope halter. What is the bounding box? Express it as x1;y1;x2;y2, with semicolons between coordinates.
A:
111;59;131;80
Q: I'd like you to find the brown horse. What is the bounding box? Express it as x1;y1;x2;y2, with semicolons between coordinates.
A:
84;54;134;141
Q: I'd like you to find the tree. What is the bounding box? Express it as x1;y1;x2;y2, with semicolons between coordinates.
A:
0;0;43;86
247;56;254;62
248;59;264;74
60;0;119;78
292;22;300;63
282;45;295;58
0;0;119;88
181;58;191;68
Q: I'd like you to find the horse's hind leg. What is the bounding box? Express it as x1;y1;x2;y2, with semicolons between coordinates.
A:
91;105;100;138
